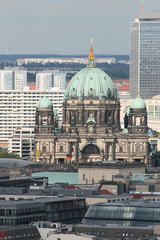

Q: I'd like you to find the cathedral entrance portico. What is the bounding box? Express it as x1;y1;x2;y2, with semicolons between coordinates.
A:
58;158;65;164
81;144;101;162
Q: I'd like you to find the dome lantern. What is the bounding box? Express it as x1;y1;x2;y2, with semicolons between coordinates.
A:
88;38;96;67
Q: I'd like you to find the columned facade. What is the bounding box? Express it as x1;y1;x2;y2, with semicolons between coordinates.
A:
34;45;149;166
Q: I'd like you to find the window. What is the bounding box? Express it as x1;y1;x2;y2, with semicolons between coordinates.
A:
83;173;85;180
119;146;123;152
46;204;51;212
52;203;59;210
42;146;46;153
149;105;154;111
136;117;140;125
74;210;79;217
155;106;160;111
149;112;154;117
53;212;59;220
60;146;63;152
60;211;66;219
66;202;72;209
74;201;79;208
67;211;73;219
59;203;65;210
136;145;140;153
79;200;85;208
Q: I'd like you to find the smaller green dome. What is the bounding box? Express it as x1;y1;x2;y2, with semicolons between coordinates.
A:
37;96;53;109
130;94;146;109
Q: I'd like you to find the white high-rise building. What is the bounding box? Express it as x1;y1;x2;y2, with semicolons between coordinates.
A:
14;70;27;90
0;70;27;90
36;73;53;91
0;71;14;90
54;73;66;90
130;12;160;99
0;88;65;140
8;127;34;160
36;72;66;91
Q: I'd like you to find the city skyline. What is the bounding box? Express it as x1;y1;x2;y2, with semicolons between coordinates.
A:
0;0;160;55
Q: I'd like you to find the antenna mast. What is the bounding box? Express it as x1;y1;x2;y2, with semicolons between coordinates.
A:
141;0;144;13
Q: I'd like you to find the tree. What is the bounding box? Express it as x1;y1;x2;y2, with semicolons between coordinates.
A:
153;130;160;137
0;151;21;159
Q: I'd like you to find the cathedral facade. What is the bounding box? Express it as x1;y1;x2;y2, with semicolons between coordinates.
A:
34;45;149;166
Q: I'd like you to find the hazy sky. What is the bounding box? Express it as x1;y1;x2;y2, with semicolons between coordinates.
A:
0;0;160;55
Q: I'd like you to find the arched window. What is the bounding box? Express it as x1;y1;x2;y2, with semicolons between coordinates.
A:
136;145;140;153
60;146;63;152
42;146;46;153
119;146;123;153
83;144;100;154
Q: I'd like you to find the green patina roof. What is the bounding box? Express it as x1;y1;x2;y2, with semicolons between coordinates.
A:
122;128;129;134
65;67;118;100
86;116;96;124
130;94;146;109
37;96;53;109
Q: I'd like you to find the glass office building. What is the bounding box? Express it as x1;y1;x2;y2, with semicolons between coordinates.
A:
82;198;160;227
130;12;160;99
0;197;86;226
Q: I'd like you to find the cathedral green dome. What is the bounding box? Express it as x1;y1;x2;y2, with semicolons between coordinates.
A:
37;96;53;109
64;46;118;100
130;94;146;109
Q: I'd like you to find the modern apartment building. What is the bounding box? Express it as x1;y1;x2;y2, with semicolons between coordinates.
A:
0;70;27;90
130;12;160;99
54;73;66;90
36;72;66;90
36;72;53;90
8;127;34;160
0;88;65;141
17;57;116;65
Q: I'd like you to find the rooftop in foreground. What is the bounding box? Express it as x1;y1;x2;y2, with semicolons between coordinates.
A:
78;161;145;168
94;197;160;208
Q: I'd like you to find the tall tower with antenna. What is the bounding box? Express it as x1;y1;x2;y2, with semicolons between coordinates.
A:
130;10;160;99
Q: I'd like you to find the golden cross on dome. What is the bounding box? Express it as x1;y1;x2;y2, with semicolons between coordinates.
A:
90;38;93;47
88;38;95;60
